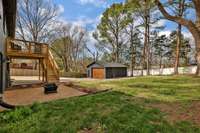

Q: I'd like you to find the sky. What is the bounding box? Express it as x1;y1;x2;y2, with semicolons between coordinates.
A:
54;0;124;30
52;0;194;48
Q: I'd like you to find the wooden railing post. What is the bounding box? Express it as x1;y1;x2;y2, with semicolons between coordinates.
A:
28;42;31;54
6;38;60;82
5;37;11;54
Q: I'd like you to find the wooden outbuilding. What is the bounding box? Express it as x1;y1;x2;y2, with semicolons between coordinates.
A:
87;61;127;79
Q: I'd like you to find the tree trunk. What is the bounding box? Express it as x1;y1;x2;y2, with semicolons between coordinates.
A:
130;48;134;77
146;15;150;75
143;0;150;76
196;39;200;76
130;26;134;77
142;15;148;76
174;24;182;74
130;47;136;77
130;59;134;77
159;56;162;69
142;44;146;76
196;52;200;75
115;20;120;63
159;56;162;75
196;20;200;76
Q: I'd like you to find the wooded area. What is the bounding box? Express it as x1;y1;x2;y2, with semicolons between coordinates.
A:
15;0;200;76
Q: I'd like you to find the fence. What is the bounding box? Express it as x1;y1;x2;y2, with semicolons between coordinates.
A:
11;66;197;77
10;68;39;76
128;66;197;76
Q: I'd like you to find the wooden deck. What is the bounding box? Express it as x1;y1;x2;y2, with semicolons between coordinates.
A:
6;38;59;83
6;38;48;59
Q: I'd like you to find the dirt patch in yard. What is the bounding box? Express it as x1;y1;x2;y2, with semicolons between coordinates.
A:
148;101;200;126
63;81;103;94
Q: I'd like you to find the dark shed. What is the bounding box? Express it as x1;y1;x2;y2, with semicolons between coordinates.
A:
87;62;127;79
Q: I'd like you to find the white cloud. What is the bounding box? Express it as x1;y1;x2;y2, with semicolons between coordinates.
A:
77;0;108;8
57;4;65;14
152;20;167;28
54;15;100;45
158;30;172;36
158;30;193;38
67;15;101;29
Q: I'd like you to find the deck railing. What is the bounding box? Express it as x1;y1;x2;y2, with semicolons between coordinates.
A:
48;51;60;79
6;38;48;57
6;38;59;82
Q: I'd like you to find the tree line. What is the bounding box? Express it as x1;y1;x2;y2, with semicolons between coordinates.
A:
16;0;200;76
94;0;199;76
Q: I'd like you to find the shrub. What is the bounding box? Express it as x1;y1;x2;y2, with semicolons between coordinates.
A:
61;72;87;78
0;107;33;123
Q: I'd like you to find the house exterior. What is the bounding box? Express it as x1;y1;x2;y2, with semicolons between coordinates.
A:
0;0;17;99
87;61;127;79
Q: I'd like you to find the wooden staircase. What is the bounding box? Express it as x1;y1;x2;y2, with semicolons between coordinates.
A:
44;50;59;82
6;38;59;83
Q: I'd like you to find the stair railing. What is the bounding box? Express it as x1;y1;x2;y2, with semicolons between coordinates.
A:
48;50;59;80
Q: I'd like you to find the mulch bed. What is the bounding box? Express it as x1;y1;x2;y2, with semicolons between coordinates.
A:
63;82;98;94
62;81;110;94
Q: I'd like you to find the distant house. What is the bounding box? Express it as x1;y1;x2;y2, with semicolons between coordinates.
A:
87;61;127;79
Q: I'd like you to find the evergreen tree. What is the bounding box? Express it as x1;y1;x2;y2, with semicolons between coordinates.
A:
152;34;169;69
96;3;129;63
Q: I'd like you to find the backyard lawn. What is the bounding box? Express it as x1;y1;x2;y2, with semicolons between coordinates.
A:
1;75;200;132
75;75;200;102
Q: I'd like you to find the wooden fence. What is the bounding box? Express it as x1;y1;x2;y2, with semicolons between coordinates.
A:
10;68;39;76
128;66;197;76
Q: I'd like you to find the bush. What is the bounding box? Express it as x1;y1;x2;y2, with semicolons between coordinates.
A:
61;72;87;78
0;107;33;123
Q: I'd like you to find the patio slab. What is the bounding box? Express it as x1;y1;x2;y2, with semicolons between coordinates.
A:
3;84;87;106
0;106;5;112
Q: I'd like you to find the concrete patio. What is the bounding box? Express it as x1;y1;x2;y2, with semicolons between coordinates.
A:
3;84;86;106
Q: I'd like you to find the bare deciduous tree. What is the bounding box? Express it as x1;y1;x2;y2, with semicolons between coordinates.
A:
51;24;88;72
16;0;58;42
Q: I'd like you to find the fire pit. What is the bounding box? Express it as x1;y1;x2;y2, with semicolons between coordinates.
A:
44;83;58;94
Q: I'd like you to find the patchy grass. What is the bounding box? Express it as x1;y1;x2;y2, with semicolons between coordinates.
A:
1;75;200;132
0;91;200;133
75;75;200;102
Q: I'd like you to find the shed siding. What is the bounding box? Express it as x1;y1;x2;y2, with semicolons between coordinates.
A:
105;67;127;78
87;63;103;78
87;62;127;79
92;68;105;79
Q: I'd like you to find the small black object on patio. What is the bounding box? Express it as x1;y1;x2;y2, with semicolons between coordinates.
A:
44;83;58;94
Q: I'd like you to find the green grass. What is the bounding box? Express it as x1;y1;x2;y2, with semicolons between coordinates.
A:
75;75;200;102
0;91;200;133
1;75;200;132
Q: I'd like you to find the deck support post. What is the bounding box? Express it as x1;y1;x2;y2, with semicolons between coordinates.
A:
39;59;41;81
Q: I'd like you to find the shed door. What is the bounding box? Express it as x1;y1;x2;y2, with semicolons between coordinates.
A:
92;68;104;79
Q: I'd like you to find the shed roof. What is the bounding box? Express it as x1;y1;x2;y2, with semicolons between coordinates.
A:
104;63;127;68
87;61;127;68
86;61;104;68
